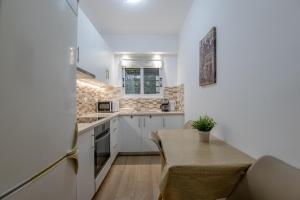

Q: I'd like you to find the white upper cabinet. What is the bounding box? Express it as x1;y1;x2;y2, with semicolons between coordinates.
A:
77;7;113;83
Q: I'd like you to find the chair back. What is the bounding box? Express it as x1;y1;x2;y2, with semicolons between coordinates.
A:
228;156;300;200
150;131;166;168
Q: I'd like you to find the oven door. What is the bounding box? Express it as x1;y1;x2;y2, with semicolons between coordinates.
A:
94;129;110;177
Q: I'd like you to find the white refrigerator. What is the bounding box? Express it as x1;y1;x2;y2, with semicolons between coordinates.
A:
0;0;79;199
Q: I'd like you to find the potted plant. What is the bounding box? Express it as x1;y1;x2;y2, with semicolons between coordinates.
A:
192;115;216;143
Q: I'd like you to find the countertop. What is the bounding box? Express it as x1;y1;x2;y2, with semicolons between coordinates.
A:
78;111;184;135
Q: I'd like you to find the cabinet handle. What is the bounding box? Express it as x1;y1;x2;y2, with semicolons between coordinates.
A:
143;118;146;127
91;134;95;149
138;118;141;128
77;46;79;62
163;118;165;128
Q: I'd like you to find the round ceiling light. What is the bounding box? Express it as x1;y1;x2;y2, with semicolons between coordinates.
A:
124;0;143;4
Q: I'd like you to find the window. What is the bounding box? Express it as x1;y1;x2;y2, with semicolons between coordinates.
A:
123;68;161;95
124;68;141;94
144;68;160;94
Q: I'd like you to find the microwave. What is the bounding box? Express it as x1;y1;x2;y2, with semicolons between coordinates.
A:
98;101;119;113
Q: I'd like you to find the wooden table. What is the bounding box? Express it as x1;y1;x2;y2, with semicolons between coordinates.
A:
156;129;254;200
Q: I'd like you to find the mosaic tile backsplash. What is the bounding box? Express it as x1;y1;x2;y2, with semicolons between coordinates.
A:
77;79;184;116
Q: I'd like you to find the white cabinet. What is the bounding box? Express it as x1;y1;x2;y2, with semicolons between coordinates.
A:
162;115;184;129
77;7;113;83
119;116;142;153
120;115;161;153
77;129;95;200
110;116;119;160
119;114;184;153
142;116;162;152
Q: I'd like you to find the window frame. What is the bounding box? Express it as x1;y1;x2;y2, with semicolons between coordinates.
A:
122;67;163;98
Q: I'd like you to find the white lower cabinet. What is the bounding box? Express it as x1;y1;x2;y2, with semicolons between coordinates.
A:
162;115;184;129
110;116;119;160
77;129;95;200
119;116;142;153
120;114;184;153
143;116;162;152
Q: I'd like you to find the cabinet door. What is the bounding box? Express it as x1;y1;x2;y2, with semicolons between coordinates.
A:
77;130;95;200
119;116;142;152
77;7;112;83
163;115;184;129
142;116;162;152
110;117;119;160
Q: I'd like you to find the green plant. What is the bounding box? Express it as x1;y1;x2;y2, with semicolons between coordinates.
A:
192;115;216;132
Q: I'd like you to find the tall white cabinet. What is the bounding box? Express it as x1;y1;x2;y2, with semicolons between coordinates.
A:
77;129;95;200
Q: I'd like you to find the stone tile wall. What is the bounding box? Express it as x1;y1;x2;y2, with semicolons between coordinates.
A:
77;79;184;116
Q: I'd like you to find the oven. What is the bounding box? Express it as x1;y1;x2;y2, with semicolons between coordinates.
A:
94;121;110;177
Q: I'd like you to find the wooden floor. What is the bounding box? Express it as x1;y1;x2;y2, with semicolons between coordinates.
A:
93;155;161;200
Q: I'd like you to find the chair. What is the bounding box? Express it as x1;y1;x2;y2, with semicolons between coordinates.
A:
183;120;194;129
150;131;166;168
227;156;300;200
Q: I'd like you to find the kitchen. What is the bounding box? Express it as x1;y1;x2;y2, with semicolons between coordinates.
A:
76;4;185;199
0;0;188;199
1;0;300;200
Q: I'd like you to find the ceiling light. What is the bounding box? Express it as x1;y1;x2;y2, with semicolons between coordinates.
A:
124;0;143;4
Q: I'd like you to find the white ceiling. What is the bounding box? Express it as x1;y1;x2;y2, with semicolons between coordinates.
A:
79;0;194;35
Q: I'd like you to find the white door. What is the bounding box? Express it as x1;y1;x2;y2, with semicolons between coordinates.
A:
119;116;142;152
0;0;77;196
142;116;162;152
163;115;185;129
4;158;77;200
77;130;95;200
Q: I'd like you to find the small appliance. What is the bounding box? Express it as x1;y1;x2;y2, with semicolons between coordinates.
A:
160;99;169;112
98;100;119;113
169;100;177;111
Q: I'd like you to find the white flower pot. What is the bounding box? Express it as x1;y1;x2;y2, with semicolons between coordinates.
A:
198;130;210;143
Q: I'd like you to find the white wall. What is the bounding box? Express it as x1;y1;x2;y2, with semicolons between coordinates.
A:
162;55;178;87
103;35;178;54
178;0;300;167
77;7;113;83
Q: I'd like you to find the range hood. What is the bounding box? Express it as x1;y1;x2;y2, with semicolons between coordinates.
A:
76;65;96;79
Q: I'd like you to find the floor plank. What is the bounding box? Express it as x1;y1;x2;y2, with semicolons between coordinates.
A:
93;155;161;200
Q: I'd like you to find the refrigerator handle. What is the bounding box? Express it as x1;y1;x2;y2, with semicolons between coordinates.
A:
67;148;79;174
70;123;78;151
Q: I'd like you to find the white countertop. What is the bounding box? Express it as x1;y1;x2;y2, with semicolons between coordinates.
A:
78;111;184;135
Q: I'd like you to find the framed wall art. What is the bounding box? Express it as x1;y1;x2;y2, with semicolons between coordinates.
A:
199;27;216;86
